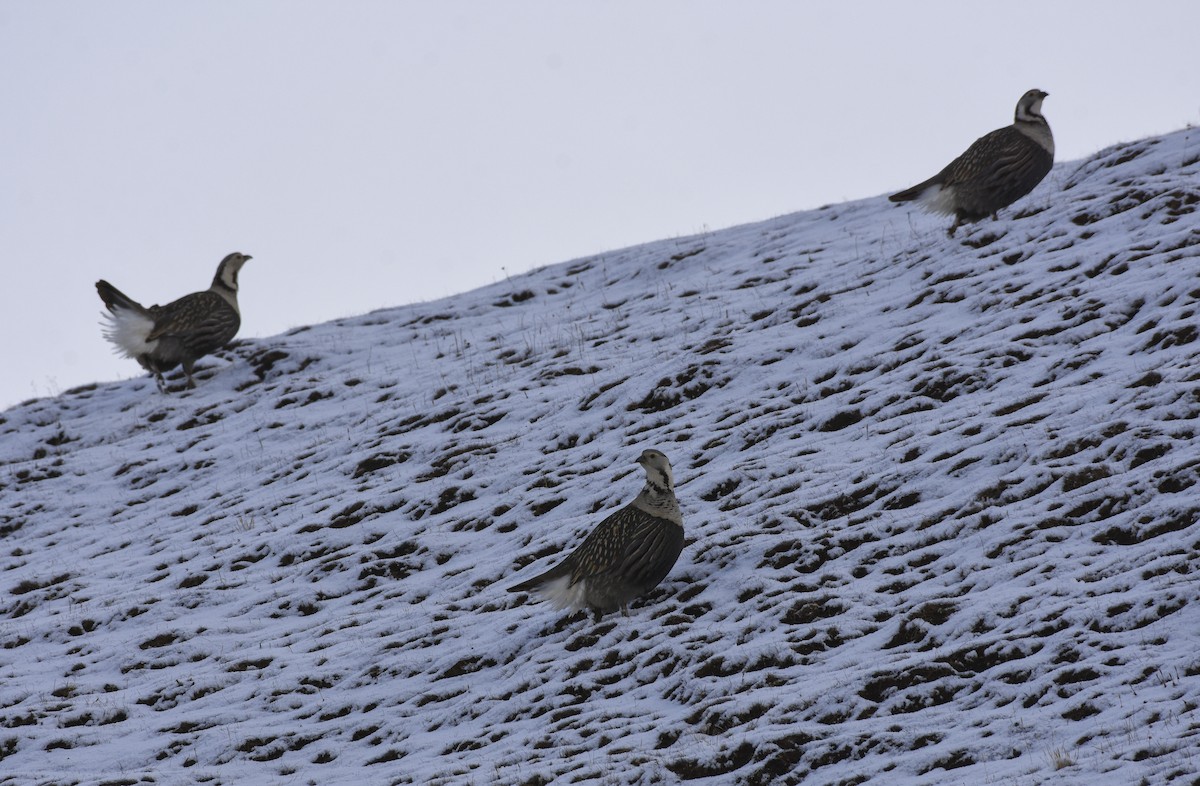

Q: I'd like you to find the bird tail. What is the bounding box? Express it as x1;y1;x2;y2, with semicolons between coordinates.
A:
95;280;148;315
509;572;550;594
889;174;943;203
100;309;157;359
508;562;570;594
511;572;588;612
95;281;156;359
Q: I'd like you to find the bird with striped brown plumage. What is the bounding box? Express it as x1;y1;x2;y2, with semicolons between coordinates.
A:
509;449;685;621
96;252;250;391
890;89;1054;236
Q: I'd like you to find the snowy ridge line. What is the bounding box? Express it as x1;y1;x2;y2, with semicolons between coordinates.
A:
1;129;1199;785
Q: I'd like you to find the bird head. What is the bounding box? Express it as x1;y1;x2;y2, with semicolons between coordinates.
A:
637;449;675;491
1015;89;1049;122
214;252;252;292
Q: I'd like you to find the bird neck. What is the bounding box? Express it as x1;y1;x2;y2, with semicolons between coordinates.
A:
634;481;683;527
209;281;241;314
1015;116;1054;156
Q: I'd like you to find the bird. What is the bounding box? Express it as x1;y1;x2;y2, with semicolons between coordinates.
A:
889;89;1054;236
509;449;685;621
96;252;251;391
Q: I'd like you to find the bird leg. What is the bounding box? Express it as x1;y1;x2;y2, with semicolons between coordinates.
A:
948;214;964;237
153;372;167;393
182;360;197;390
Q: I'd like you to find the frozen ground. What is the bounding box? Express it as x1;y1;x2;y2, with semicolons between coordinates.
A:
2;129;1199;785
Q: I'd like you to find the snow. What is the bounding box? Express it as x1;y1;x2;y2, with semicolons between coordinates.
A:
2;129;1199;785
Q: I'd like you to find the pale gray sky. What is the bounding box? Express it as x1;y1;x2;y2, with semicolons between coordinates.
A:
2;1;1196;409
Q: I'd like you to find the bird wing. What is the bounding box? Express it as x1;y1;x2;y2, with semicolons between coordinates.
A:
146;292;240;346
609;515;684;589
939;128;1011;186
567;505;680;585
943;127;1048;190
890;129;1018;202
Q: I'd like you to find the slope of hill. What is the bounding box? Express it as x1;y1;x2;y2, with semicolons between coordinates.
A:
2;128;1199;785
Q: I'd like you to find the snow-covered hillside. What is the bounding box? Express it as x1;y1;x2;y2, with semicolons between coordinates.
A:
2;129;1199;785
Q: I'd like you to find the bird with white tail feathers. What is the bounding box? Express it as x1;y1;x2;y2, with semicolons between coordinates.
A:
889;89;1054;236
96;252;251;391
509;449;685;622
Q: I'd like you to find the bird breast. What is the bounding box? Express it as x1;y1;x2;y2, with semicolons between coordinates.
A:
633;493;683;528
1016;122;1054;156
